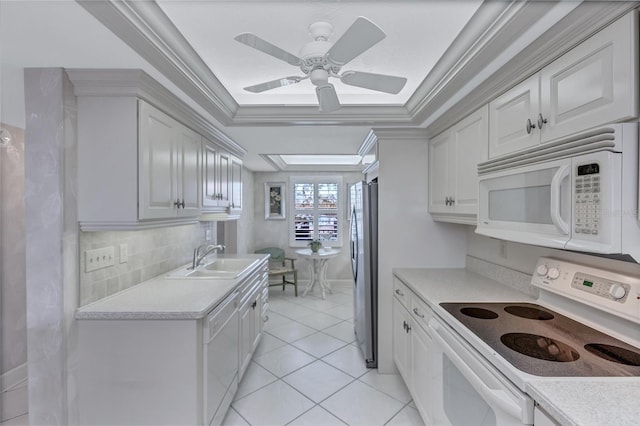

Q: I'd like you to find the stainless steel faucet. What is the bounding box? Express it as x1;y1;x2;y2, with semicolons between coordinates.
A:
191;244;225;269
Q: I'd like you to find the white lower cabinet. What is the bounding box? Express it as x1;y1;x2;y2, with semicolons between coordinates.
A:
392;277;435;425
76;261;268;425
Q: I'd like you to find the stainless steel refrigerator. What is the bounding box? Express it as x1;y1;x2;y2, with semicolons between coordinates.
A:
349;180;378;368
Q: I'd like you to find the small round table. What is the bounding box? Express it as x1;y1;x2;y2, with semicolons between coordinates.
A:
295;248;341;299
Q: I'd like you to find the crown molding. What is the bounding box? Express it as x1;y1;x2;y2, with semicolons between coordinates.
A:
420;1;640;137
231;104;413;126
259;154;366;172
76;0;639;131
66;68;247;157
76;0;238;124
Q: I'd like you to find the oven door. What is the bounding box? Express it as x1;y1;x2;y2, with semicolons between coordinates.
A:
428;316;534;425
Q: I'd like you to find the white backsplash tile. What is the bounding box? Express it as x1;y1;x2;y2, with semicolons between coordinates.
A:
79;222;215;305
465;255;539;298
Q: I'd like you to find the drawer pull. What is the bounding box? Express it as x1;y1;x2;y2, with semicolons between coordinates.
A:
395;289;404;297
413;308;425;319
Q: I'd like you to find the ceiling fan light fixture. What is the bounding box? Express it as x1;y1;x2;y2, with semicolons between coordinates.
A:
310;68;329;86
234;16;406;111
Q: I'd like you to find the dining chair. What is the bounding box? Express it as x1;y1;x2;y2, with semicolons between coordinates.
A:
254;247;298;296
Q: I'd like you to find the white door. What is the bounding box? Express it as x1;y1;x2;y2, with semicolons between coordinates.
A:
176;125;201;216
489;74;541;158
428;130;451;214
202;141;220;208
138;101;177;219
540;12;637;143
452;106;488;215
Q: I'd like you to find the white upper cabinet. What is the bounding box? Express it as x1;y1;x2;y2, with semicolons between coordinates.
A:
70;69;245;230
489;75;540;158
429;106;488;224
202;141;230;210
539;11;638;142
202;140;243;215
489;12;637;158
138;101;201;220
230;157;243;212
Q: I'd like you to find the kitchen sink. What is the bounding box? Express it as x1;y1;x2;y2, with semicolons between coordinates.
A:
166;258;257;280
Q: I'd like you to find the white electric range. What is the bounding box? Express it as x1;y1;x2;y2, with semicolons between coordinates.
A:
428;257;640;425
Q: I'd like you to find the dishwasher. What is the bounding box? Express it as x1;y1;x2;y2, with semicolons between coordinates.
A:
204;291;239;426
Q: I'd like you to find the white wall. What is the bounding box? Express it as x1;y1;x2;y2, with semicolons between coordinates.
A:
252;171;363;282
376;129;468;373
467;228;640;277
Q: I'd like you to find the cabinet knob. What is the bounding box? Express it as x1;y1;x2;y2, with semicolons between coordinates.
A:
526;118;536;134
537;113;548;130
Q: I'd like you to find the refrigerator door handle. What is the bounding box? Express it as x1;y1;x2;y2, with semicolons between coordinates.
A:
350;206;358;282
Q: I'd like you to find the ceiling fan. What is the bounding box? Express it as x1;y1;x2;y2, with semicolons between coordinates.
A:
234;17;407;113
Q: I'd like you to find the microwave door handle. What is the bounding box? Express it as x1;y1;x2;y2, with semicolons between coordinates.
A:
550;165;570;235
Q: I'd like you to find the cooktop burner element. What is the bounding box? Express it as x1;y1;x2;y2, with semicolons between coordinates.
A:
500;333;580;362
460;307;498;319
440;302;640;377
584;344;640;366
504;305;554;320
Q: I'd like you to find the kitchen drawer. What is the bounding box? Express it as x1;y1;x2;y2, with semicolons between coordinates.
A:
410;295;432;332
393;278;411;309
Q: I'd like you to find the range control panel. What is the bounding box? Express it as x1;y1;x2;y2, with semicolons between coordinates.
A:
571;272;630;302
531;257;640;323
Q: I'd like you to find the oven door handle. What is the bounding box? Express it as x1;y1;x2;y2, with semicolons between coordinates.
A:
429;318;523;421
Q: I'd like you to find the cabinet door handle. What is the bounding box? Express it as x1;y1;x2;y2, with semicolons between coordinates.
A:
252;300;257;309
445;197;449;206
413;308;425;319
395;288;404;297
526;118;536;134
174;199;185;208
537;113;548;130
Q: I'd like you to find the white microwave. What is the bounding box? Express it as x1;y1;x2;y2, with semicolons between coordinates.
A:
477;124;640;260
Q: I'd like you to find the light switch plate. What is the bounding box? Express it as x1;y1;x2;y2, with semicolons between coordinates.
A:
85;247;115;272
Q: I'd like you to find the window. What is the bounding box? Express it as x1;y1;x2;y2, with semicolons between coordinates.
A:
290;176;343;247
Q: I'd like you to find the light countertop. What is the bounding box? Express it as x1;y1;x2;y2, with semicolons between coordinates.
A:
393;267;640;426
76;254;268;320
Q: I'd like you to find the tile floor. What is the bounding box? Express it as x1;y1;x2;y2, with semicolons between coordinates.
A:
223;280;425;426
0;282;425;426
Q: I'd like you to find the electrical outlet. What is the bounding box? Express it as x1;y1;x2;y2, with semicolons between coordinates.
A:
120;243;128;264
85;247;115;272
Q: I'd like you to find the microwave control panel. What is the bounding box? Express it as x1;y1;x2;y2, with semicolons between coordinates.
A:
574;163;600;236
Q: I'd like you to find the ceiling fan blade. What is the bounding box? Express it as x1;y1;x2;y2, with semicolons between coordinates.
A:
340;71;407;94
316;84;340;113
234;33;302;66
243;76;305;93
325;17;386;66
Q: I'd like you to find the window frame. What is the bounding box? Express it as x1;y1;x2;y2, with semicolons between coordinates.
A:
289;176;344;248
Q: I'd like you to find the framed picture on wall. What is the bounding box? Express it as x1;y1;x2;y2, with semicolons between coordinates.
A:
265;182;286;220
